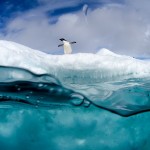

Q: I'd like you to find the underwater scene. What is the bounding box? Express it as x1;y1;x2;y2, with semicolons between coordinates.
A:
0;66;150;150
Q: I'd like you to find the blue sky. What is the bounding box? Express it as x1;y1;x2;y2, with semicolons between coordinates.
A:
0;0;150;57
0;0;123;28
0;0;38;28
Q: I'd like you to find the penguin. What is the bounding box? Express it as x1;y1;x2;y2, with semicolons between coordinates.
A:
58;38;76;54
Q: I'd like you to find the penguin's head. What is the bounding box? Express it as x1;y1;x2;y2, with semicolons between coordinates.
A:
59;38;66;41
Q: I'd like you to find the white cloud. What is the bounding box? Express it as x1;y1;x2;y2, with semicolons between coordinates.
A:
1;0;150;57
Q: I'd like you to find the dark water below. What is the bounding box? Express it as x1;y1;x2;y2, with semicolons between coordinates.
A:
0;66;150;150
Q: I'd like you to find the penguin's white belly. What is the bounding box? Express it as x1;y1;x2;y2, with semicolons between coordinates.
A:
63;43;72;54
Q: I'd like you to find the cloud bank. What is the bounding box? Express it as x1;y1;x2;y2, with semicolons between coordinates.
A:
0;0;150;57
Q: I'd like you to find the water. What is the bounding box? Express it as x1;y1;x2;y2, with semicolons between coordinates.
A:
0;66;150;150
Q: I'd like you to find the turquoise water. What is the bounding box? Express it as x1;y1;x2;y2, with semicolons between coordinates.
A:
0;66;150;150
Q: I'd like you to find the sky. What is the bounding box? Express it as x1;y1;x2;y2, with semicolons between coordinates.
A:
0;0;150;57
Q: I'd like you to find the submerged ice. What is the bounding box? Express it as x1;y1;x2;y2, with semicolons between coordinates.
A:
0;40;150;149
0;66;149;117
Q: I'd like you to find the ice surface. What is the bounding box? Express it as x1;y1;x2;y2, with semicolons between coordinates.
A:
0;40;150;82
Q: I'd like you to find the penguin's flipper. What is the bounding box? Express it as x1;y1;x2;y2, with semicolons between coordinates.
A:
58;44;64;47
70;41;76;44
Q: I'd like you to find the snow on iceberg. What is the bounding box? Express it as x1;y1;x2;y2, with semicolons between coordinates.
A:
97;48;120;57
0;40;150;82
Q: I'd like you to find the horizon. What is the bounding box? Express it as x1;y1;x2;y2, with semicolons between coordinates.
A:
0;39;150;60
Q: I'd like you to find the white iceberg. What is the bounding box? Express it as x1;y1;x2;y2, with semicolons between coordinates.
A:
0;40;150;82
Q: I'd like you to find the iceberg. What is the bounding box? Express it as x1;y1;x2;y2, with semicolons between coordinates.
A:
0;40;150;150
0;40;150;80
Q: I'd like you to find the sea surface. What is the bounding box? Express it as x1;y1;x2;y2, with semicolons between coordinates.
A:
0;66;150;150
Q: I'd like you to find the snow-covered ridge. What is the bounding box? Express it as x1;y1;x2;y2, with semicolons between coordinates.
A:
97;48;120;57
0;40;150;81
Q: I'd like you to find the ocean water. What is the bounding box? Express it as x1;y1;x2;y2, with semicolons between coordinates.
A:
0;66;150;150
